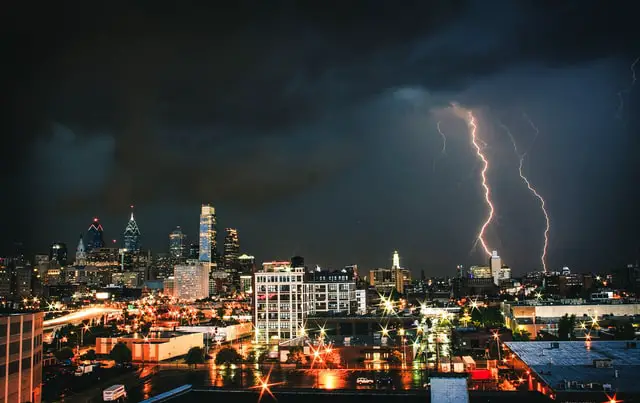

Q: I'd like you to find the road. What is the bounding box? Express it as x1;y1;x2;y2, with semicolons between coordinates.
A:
44;306;121;329
58;365;431;402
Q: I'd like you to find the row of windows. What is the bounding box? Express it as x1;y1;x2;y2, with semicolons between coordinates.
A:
0;318;41;337
0;352;40;379
255;275;303;283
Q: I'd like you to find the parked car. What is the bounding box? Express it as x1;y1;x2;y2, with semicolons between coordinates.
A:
356;377;374;385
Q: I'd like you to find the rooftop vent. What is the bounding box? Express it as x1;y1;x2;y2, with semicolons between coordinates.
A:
549;342;560;349
593;359;613;368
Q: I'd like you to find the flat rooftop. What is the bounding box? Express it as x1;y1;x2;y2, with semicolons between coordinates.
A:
505;341;640;393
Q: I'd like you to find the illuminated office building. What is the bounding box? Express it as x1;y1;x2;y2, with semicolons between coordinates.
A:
174;260;209;300
169;226;188;260
198;204;217;266
223;228;240;271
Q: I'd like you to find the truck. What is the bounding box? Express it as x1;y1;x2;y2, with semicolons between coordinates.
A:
103;384;127;401
74;364;95;376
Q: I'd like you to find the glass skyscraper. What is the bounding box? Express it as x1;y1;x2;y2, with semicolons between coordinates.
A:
198;204;217;264
123;209;141;252
169;226;188;259
86;218;105;251
223;228;240;271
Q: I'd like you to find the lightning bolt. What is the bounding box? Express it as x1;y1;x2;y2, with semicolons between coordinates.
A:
500;115;550;273
465;110;494;257
615;56;640;119
432;121;448;172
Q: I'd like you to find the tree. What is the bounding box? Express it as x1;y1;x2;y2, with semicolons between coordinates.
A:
558;314;576;341
615;322;636;340
215;347;242;365
54;347;75;361
82;349;97;361
387;350;402;365
185;347;206;366
287;346;306;364
471;307;504;328
110;342;132;363
513;329;531;341
245;350;257;363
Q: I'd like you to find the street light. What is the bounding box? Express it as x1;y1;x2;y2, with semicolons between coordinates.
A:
492;332;501;361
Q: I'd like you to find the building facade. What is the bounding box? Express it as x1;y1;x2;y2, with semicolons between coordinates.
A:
174;260;209;300
0;312;44;403
306;268;357;315
253;262;308;344
96;332;203;362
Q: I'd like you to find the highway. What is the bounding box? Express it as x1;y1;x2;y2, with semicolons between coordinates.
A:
44;306;122;329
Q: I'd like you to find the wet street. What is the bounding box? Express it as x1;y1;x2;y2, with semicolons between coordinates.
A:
57;365;431;402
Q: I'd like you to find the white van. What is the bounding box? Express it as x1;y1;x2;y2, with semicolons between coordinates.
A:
103;384;127;401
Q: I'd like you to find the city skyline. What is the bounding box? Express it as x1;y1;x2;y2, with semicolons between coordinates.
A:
4;2;640;275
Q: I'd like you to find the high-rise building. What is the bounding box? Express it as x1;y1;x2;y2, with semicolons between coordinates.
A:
498;265;512;282
490;250;502;286
0;312;44;403
174;260;209;300
223;228;240;271
48;242;67;266
198;204;217;266
169;227;188;260
238;254;256;274
188;243;199;260
123;208;141;252
253;261;308;344
75;235;87;265
86;218;105;251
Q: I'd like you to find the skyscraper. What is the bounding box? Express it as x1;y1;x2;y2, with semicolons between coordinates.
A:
123;207;141;252
75;234;87;266
49;242;67;266
174;260;209;300
86;218;105;251
169;226;188;259
198;204;217;266
223;228;240;271
490;250;502;286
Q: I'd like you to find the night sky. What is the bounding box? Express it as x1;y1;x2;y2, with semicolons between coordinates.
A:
4;1;640;275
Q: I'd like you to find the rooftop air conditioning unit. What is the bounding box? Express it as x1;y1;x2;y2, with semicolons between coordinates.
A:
593;359;613;368
550;342;560;349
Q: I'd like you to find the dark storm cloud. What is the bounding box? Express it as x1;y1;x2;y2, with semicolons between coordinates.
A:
4;0;639;266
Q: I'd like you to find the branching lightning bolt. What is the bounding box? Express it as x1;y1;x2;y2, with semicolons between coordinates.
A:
500;115;550;273
615;56;640;119
432;121;448;172
466;110;494;257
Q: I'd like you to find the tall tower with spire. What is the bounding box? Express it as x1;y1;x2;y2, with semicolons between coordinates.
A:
392;250;401;269
76;234;87;266
123;205;141;252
